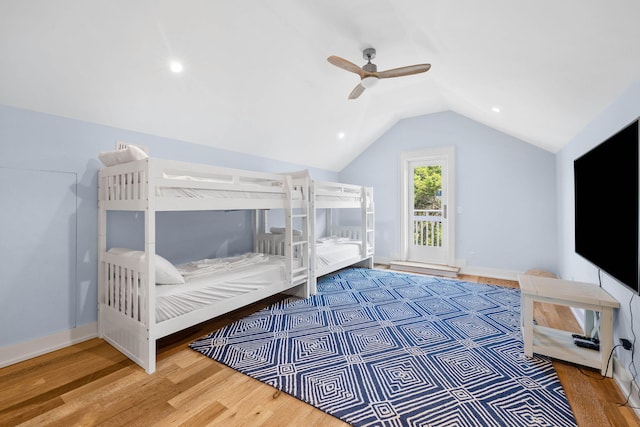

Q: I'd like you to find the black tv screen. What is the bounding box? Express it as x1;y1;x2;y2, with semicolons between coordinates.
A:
574;119;639;293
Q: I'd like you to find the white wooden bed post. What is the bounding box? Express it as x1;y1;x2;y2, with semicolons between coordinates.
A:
144;158;157;374
361;187;367;259
283;176;293;286
253;209;267;253
97;176;107;339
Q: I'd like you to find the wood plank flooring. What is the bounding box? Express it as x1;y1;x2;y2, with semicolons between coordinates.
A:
1;270;638;426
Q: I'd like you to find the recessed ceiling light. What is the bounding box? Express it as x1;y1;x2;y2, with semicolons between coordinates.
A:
337;131;346;139
491;106;501;113
170;60;184;73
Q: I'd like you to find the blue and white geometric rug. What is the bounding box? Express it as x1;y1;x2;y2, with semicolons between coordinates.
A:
190;268;577;426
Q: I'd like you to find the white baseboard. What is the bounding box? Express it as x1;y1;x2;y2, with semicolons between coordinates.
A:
374;257;520;281
0;322;98;369
373;256;392;265
458;265;520;281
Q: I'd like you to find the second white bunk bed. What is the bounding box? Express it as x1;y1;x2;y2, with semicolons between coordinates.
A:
258;172;375;294
98;155;310;373
309;179;375;293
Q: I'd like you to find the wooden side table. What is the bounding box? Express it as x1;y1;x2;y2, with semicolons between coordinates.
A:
518;274;620;377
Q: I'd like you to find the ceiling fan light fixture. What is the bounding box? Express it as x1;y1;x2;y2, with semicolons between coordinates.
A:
169;60;184;73
361;76;378;89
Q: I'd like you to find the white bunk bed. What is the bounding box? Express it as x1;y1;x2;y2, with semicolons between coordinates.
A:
258;172;375;294
98;156;310;374
309;180;375;293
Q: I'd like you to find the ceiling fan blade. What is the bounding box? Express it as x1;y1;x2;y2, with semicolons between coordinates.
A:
376;64;431;79
328;56;365;78
348;83;366;100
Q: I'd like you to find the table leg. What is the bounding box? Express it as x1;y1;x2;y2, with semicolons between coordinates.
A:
599;308;614;377
522;294;534;357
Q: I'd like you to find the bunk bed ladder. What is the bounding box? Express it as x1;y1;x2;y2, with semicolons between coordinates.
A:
284;177;310;290
363;187;375;260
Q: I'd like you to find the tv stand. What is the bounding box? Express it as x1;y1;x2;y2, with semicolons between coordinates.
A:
518;274;620;377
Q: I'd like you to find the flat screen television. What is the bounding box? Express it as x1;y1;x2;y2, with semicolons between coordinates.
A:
574;119;639;293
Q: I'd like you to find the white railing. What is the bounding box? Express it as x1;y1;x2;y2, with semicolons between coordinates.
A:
413;209;443;247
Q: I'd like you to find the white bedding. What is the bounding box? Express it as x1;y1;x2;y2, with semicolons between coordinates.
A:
315;237;362;270
157;172;303;200
156;254;287;322
316;194;361;203
177;252;269;279
156;187;303;200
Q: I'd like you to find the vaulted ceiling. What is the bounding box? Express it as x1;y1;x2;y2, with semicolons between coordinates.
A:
2;1;640;171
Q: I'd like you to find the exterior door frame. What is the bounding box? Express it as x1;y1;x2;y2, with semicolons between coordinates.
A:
399;147;456;266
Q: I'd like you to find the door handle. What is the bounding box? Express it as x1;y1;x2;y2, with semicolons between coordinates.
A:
443;204;447;219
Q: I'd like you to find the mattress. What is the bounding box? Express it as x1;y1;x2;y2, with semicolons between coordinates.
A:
155;254;287;322
315;238;362;270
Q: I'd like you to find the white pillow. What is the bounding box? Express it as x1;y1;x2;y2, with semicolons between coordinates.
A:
107;248;185;285
99;145;148;167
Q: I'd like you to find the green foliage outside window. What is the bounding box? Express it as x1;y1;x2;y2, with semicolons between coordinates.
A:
414;165;442;210
413;166;443;247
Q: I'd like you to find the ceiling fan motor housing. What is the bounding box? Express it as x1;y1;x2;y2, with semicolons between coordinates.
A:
363;62;377;73
362;48;377;73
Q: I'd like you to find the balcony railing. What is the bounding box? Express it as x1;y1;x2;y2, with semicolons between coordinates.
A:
413;209;443;247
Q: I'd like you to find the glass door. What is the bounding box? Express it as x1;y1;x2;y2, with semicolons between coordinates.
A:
402;147;455;266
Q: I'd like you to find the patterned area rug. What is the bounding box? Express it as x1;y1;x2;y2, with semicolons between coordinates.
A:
190;268;577;426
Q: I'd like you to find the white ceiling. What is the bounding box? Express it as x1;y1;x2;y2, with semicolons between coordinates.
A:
2;1;640;171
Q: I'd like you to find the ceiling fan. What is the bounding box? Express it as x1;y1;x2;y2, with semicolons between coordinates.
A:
327;48;431;99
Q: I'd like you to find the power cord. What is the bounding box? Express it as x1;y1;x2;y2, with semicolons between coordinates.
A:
606;343;622;380
577;344;621;380
597;268;603;288
576;340;640;410
618;293;638;408
593;270;639;408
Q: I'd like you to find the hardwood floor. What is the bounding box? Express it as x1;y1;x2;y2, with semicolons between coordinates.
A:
1;271;638;426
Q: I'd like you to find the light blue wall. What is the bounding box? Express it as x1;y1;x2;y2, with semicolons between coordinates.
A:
557;79;640;381
0;168;77;346
339;111;557;274
0;104;336;347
